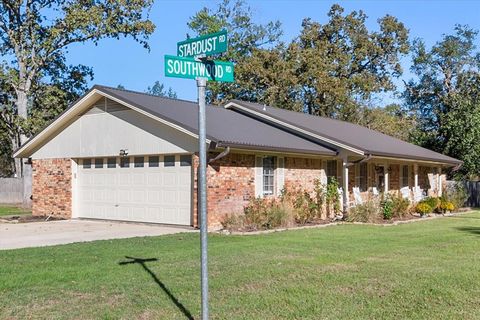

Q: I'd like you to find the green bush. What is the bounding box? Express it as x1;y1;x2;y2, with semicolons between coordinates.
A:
381;198;393;220
444;182;468;210
346;200;381;223
390;194;410;218
439;200;455;213
415;202;432;216
326;178;341;217
421;197;441;212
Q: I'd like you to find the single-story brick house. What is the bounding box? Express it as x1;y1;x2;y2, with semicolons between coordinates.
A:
14;85;461;229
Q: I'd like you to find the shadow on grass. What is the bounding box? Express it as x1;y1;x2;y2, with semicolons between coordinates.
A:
119;256;194;320
455;227;480;236
446;215;480;220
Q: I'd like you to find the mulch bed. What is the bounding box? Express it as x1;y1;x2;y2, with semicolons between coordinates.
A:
223;210;472;235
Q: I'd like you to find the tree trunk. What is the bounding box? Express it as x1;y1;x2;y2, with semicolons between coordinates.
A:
15;88;32;207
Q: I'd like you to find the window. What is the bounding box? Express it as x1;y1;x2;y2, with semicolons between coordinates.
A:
326;160;337;181
120;157;130;168
359;163;368;192
149;156;159;167
95;158;103;169
401;165;409;187
83;159;91;169
134;156;144;168
180;155;191;166
107;158;116;168
262;156;275;196
164;155;175;167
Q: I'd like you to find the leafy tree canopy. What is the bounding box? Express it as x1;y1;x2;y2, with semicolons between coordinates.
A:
404;25;480;178
0;0;155;176
147;81;177;98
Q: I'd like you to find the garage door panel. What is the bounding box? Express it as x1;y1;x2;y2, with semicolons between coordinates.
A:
77;155;192;225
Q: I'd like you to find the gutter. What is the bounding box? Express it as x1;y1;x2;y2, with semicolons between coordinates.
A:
346;154;372;167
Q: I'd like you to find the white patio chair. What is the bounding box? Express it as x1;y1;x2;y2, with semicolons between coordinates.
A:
337;187;344;212
400;187;411;200
372;187;379;196
353;187;363;205
414;186;424;202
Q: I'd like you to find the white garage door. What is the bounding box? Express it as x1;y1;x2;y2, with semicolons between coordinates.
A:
77;155;192;225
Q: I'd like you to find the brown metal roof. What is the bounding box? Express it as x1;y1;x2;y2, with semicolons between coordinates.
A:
228;100;462;165
95;85;337;156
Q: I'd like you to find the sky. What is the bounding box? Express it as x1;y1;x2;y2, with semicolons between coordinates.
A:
65;0;480;103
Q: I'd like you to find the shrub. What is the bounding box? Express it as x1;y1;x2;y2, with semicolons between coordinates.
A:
346;200;381;223
422;197;441;212
440;200;455;213
415;202;432;216
221;213;245;231
381;198;393;220
282;188;317;224
444;182;468;210
243;197;291;230
326;178;341;217
390;193;410;218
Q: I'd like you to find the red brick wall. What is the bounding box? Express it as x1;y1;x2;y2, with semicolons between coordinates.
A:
193;153;255;229
389;164;400;191
284;157;322;192
32;159;72;218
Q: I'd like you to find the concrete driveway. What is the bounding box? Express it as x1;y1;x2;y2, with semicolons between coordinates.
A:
0;219;196;250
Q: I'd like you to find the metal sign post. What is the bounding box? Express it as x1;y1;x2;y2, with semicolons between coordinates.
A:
164;30;233;320
196;76;208;320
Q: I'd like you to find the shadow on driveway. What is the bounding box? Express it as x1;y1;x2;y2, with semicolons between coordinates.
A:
119;256;194;320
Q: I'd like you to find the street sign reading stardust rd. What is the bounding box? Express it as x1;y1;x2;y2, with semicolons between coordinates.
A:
164;55;234;82
177;30;227;57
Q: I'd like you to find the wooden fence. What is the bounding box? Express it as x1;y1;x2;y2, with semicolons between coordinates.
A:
464;181;480;208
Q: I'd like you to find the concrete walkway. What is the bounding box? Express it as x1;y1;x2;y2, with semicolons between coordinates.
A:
0;219;196;250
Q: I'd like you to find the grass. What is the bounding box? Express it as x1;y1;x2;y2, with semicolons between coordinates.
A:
0;205;31;217
0;212;479;319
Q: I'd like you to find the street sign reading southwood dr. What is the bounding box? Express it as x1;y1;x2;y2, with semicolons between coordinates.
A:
164;55;234;82
177;30;227;57
164;29;233;320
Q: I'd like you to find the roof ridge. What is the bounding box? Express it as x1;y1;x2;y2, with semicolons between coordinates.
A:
231;99;413;143
93;84;197;105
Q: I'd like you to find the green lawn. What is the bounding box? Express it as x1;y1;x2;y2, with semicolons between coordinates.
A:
0;205;31;217
0;212;479;320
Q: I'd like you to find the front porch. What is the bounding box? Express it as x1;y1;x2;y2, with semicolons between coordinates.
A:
338;157;446;210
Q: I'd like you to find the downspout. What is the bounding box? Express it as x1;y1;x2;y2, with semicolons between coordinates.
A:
208;142;231;164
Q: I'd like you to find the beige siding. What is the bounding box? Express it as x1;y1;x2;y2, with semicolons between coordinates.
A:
32;108;198;159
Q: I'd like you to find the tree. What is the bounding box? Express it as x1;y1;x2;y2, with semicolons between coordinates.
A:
146;81;177;98
188;3;409;122
188;0;282;105
0;0;155;179
290;5;409;120
404;25;480;178
357;104;416;141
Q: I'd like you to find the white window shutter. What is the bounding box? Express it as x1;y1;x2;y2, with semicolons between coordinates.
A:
255;156;263;198
276;157;285;196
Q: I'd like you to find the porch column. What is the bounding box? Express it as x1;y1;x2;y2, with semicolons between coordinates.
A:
342;155;349;211
384;165;389;194
437;166;442;197
414;164;419;189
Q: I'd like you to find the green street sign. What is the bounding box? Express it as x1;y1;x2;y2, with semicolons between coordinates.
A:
177;30;227;57
164;55;234;83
